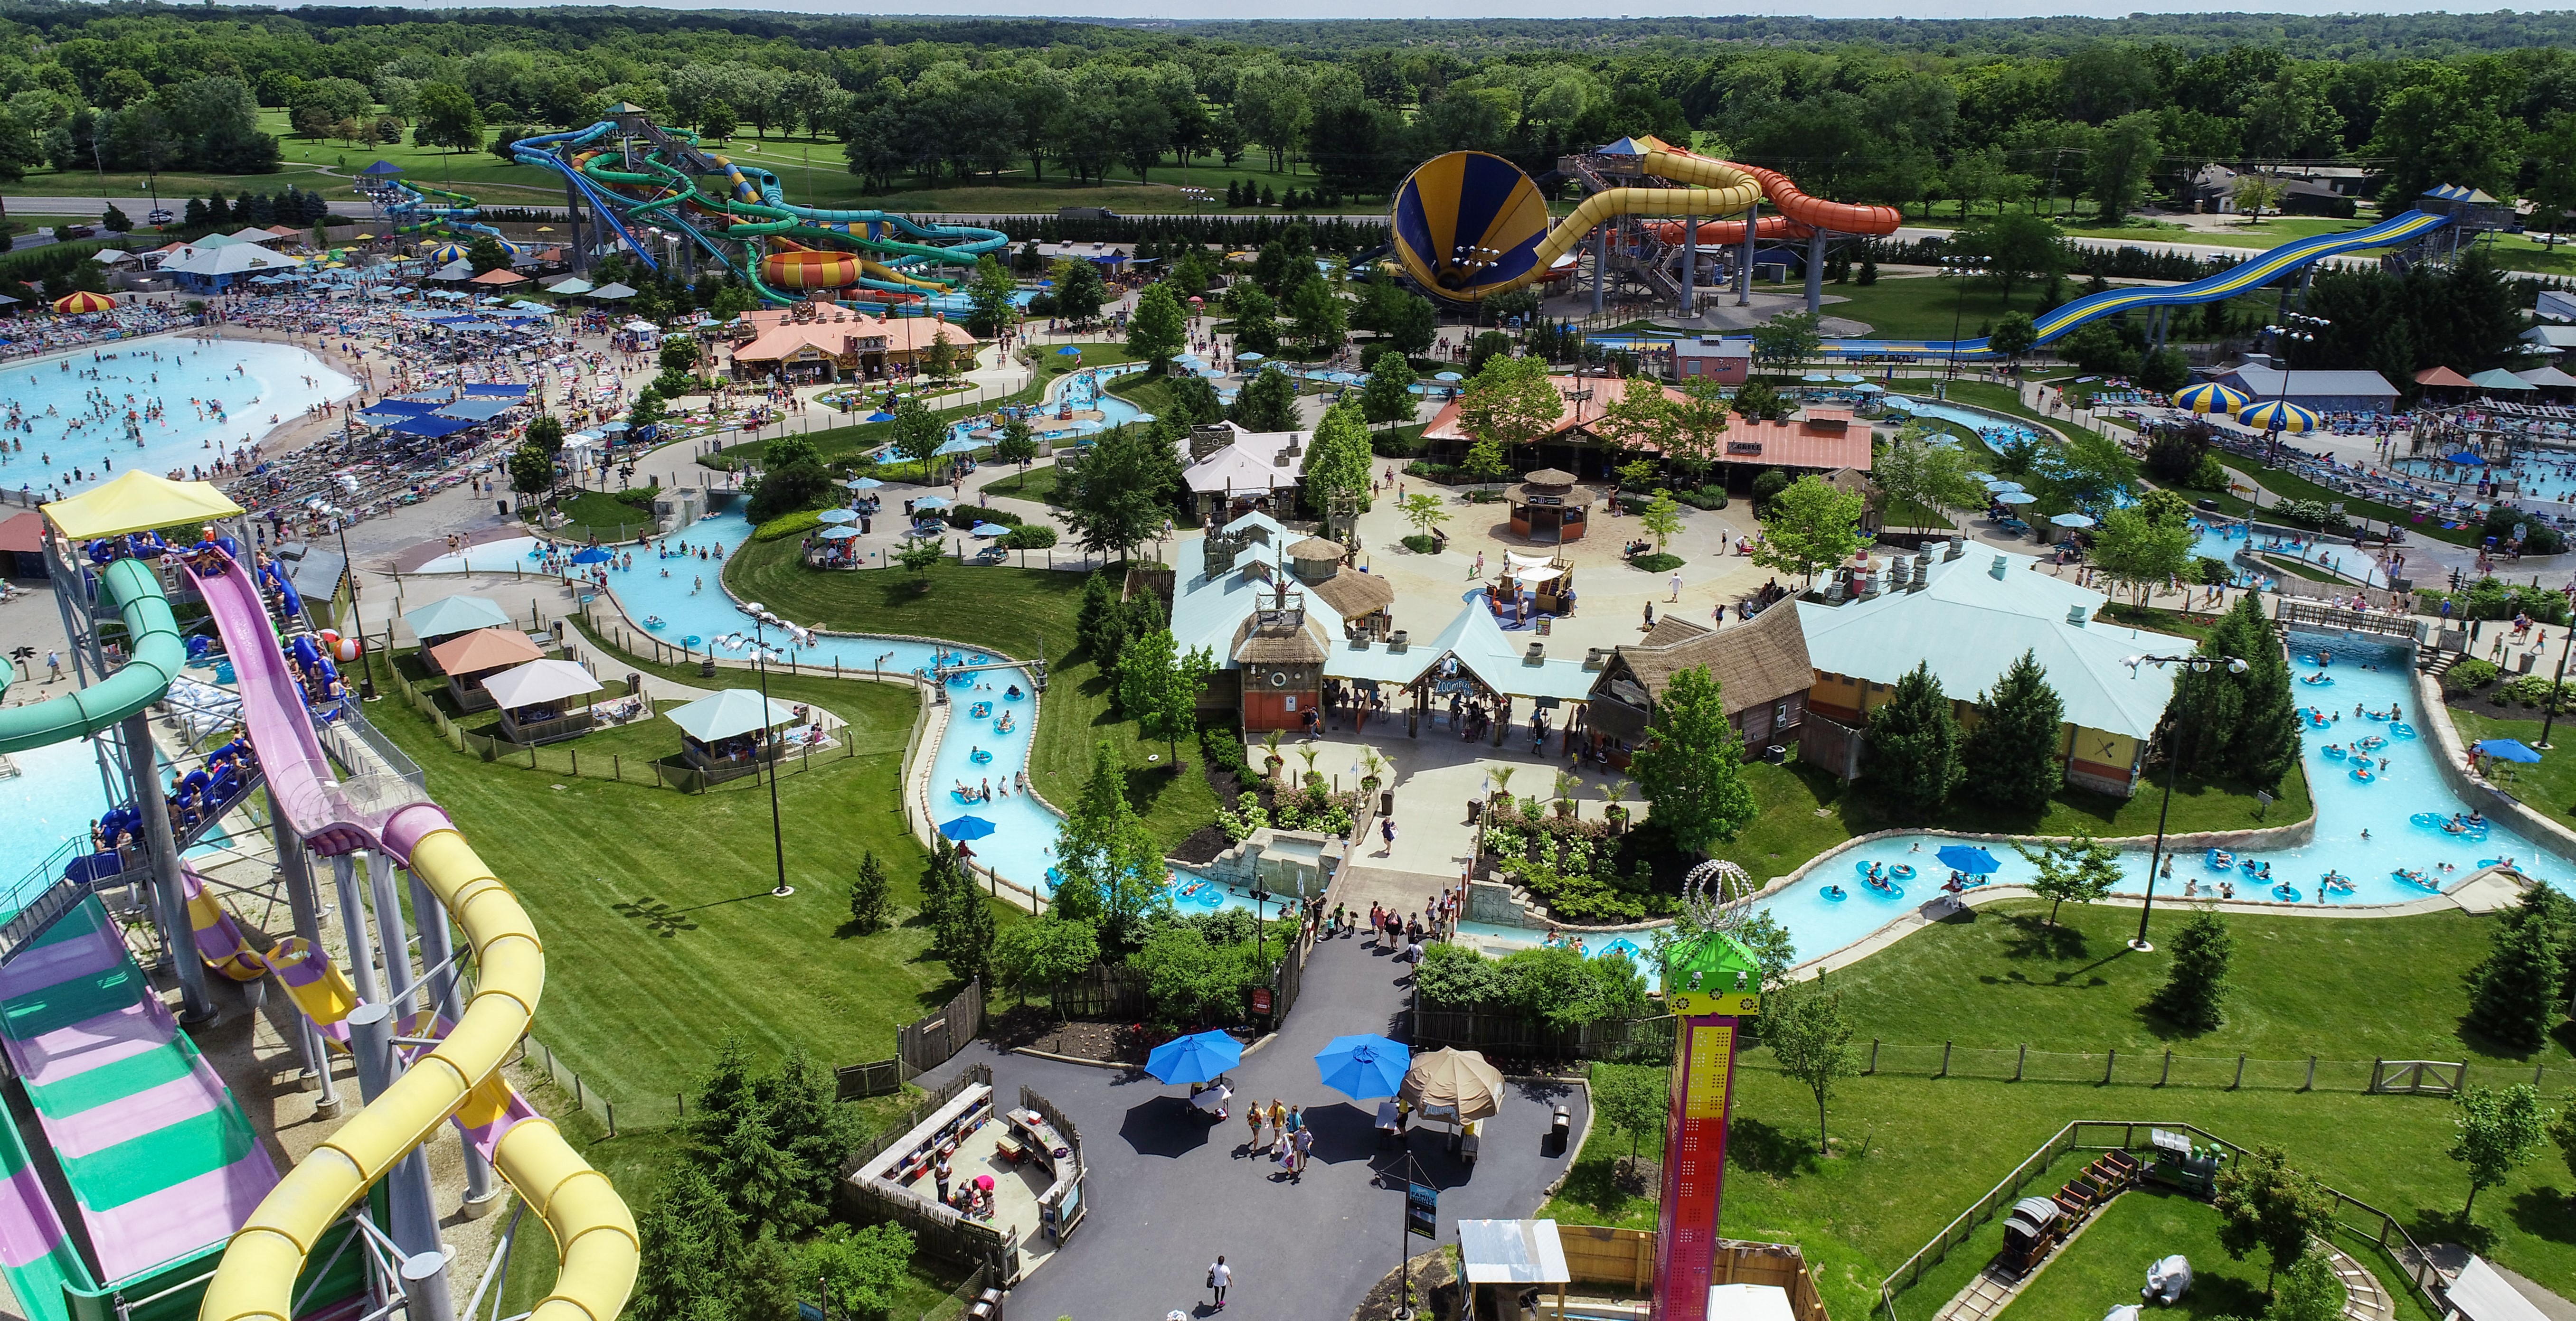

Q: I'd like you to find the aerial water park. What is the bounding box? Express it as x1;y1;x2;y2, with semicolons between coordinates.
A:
361;103;1007;313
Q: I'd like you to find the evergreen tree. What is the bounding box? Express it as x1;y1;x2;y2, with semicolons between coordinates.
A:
2150;906;2235;1032
2228;606;2299;787
714;1104;815;1238
1054;740;1170;951
758;1049;864;1218
2464;894;2565;1050
1075;570;1123;668
1229;364;1300;432
1961;649;2064;813
1627;666;1756;855
1866;662;1962;819
629;1164;740;1321
688;1036;760;1151
847;849;890;933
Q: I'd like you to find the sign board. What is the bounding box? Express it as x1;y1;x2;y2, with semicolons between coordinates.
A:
1250;988;1273;1016
1406;1183;1439;1239
1527;494;1564;506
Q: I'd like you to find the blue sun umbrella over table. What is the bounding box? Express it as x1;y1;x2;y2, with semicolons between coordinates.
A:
1936;844;2000;875
569;546;615;564
2477;739;2542;764
939;815;997;841
1314;1034;1410;1101
1146;1030;1242;1085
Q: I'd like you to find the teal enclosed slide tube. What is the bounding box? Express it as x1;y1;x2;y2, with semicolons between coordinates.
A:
0;557;183;755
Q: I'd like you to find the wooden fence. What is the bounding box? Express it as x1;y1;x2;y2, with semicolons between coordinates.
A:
898;979;986;1077
1875;1120;2449;1321
839;1065;1018;1282
835;1059;906;1101
1407;998;1677;1065
1847;1038;2567;1094
1555;1226;1827;1319
1049;962;1145;1021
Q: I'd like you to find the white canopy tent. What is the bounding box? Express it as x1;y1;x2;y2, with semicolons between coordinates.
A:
480;658;603;711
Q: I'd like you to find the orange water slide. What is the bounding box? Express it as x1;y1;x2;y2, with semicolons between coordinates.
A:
1627;137;1903;243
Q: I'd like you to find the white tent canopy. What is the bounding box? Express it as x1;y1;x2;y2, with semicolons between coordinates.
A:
1457;1220;1568;1285
665;689;802;742
2444;1258;2551;1321
480;658;603;711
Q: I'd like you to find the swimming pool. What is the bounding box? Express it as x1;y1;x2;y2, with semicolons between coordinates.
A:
0;335;357;497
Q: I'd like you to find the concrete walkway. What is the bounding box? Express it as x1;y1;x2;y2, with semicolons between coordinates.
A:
920;935;1586;1321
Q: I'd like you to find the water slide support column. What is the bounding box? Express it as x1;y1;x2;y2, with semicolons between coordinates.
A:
1805;232;1828;315
273;788;340;1117
1678;213;1697;319
332;853;385;1005
125;712;214;1024
564;173;586;275
410;869;499;1215
1737;203;1758;307
366;852;420;1020
349;1003;455;1321
1591;225;1606;316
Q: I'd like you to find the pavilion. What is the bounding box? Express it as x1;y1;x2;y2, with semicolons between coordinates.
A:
425;627;547;712
666;689;807;780
482;658;604;744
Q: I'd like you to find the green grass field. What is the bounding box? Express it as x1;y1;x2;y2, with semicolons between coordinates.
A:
357;639;986;1108
1545;898;2576;1321
722;538;1089;660
1991;1189;2273;1321
2447;708;2576;835
1814;277;2060;341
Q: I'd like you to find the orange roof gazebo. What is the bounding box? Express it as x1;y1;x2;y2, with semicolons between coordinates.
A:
469;268;531;287
426;626;546;675
52;291;117;314
2414;366;2475;389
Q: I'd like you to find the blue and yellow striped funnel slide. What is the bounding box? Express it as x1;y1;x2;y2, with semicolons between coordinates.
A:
2236;399;2322;433
1391;151;1553;301
2171;382;2248;414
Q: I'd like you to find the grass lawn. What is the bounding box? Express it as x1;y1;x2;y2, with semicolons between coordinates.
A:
549;489;659;545
1546;900;2576;1320
723;535;1089;660
1813;278;2062;341
355;638;994;1109
2258;553;2345;584
1026;651;1220;855
2213;453;2476;547
1939;380;2112;449
986;462;1067;508
2095;602;2221;642
714;342;1140;473
2446;708;2576;835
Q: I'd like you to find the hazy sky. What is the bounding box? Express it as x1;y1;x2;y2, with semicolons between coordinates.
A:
276;0;2576;19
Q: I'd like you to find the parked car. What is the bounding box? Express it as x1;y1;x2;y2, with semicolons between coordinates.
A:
146;209;175;225
58;224;94;239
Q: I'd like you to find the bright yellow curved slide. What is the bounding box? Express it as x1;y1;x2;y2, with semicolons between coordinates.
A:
1525;149;1764;272
186;547;635;1321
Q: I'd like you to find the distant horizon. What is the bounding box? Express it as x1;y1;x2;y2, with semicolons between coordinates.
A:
255;0;2576;20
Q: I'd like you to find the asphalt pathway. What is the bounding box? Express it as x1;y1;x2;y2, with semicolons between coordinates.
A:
923;933;1587;1321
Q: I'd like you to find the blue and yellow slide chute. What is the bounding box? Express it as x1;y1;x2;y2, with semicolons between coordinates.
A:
1390;147;1764;301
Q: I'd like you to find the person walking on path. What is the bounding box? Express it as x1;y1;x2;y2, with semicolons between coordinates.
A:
1244;1102;1261;1153
1669;571;1683;601
1208;1256;1231;1310
1379;815;1397;857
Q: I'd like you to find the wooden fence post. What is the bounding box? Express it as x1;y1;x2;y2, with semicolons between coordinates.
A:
2104;1049;2116;1086
2232;1054;2246;1089
2014;1044;2025;1082
2160;1049;2171;1087
2306;1055;2318;1091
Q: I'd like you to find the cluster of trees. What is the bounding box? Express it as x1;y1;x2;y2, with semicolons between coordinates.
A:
181;185;334;230
2159;592;2301;791
1862;650;2072;821
2462;883;2576;1050
631;1040;905;1321
0;73;277;181
1412;940;1652;1031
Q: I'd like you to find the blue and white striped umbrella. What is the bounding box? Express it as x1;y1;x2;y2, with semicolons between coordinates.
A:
2236;400;2322;433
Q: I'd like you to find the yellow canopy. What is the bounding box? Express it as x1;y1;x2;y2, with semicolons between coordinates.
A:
43;471;244;540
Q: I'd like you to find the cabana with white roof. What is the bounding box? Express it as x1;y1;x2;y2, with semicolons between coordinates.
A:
482;657;605;744
666;688;808;779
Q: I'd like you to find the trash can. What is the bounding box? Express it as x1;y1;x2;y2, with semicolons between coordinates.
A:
1379;789;1394;815
699;658;716;679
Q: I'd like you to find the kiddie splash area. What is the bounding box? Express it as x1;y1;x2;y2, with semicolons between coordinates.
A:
0;337;355;498
359;104;1008;313
0;472;632;1321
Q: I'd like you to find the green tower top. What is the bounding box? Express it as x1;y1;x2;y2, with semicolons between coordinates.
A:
1663;928;1761;1019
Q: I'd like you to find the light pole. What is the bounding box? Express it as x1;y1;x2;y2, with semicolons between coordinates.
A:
329;509;377;700
2538;627;2576;750
2258;312;2330;463
1943;253;1991;386
730;621;794;899
2120;651;2247;951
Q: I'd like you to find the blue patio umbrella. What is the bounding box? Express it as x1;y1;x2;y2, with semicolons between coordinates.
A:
2444;450;2487;466
569;546;615;564
1434;372;1464;383
817;509;857;523
934;437;981;455
2051;513;2096;528
1236;351;1265;362
843;478;883;490
1056;345;1083;356
1995;491;2038;506
1145;1030;1242;1085
1314;1034;1411;1102
817;525;862;540
865;411;897;422
914;496;952;509
969;523;1011;537
2477;738;2543;763
939;814;998;841
1802;372;1831;383
1936;844;2000;875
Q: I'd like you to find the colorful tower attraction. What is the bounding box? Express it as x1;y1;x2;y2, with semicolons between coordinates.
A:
1653;862;1765;1321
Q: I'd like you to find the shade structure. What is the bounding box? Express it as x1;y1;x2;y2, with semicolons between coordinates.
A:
1314;1034;1411;1102
51;290;118;314
2235;400;2321;433
480;658;602;711
969;523;1011;537
42;471;242;539
1994;491;2038;505
590;282;637;300
569;546;616;564
2170;382;2248;414
939;815;997;841
816;525;862;540
2414;365;2475;389
844;478;883;490
914;496;952;509
1401;1047;1505;1122
422;243;467;266
1390;150;1555;301
1984;480;2025;492
1434;371;1464;382
1056;345;1082;356
1236;352;1265;362
1936;844;2000;875
545;277;596;296
2476;738;2543;764
817;509;858;524
664;688;804;742
403;594;513;643
1144;1030;1241;1085
426;627;546;676
2469;367;2537;393
2444;451;2487;466
933;437;981;455
2050;513;2096;528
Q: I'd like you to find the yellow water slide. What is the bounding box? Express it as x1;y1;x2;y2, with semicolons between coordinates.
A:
1390;147;1764;300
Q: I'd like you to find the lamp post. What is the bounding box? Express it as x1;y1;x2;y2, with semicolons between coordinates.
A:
2538;626;2576;750
2258;312;2330;463
735;619;794;899
2120;651;2247;951
330;509;376;700
1943;253;1991;386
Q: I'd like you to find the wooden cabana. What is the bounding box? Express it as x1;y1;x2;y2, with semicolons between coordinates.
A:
1509;469;1594;544
666;689;806;780
482;658;604;744
426;627;546;712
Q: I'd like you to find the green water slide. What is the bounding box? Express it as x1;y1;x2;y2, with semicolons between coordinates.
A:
0;558;183;756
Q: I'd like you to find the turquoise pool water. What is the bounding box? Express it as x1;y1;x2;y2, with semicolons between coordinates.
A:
0;335;355;497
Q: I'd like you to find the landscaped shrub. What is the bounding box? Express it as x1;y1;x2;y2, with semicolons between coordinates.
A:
1000;525;1057;549
1402;533;1438;554
1630;553;1684;573
2485;505;2566;555
754;509;824;542
2427;577;2573;625
2442;658;2501;693
944;505;1024;530
2195;555;2231;585
1676;486;1729;511
2264;499;2352;533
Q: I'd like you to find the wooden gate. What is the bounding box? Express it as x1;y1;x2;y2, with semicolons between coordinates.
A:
897;978;986;1077
2370;1059;2464;1095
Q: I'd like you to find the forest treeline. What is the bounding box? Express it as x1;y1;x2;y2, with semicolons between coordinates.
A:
1;1;2576;227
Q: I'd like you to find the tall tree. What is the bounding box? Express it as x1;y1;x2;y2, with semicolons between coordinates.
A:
1962;649;2065;812
846;850;890;934
1866;662;1962;819
1228;364;1300;433
1054;739;1170;951
1587;1063;1669;1162
1126;281;1188;371
2086;110;2161;222
1300;401;1374;521
1455;353;1563;468
2451;1084;2556;1218
1750;475;1863;584
992;916;1102;1014
1358;354;1418;428
1060;422;1179;562
1627;666;1756;856
1116;627;1215;764
1765;980;1859;1155
2214;1145;2337;1289
2463;893;2565;1050
2015;830;2121;927
962;255;1019;339
2090;505;2194;605
1871;429;1984;534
